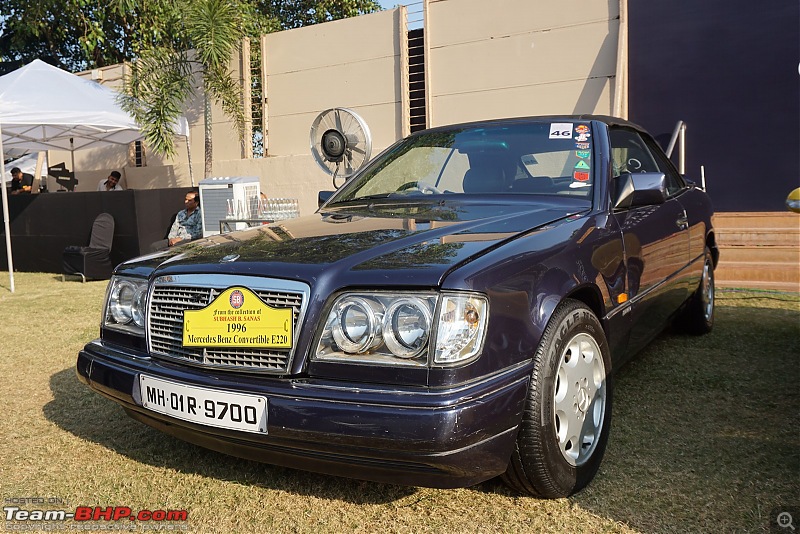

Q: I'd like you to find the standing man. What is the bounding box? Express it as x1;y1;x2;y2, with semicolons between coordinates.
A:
150;190;203;251
97;171;123;191
9;167;33;195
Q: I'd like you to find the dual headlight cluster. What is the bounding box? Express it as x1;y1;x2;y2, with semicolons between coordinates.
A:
103;276;489;367
103;276;148;335
315;292;488;366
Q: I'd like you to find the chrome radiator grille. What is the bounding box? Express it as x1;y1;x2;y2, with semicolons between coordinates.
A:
147;275;308;374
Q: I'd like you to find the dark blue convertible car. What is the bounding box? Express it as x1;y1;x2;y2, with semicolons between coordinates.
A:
77;116;717;497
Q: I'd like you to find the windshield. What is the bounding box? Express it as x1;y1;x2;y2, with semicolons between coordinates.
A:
331;120;594;203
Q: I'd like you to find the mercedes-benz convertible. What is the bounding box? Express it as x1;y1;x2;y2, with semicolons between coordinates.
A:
77;116;716;497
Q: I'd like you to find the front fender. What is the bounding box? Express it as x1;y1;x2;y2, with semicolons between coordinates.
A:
433;214;627;386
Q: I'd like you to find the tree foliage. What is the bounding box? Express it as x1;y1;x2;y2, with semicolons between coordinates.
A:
120;0;259;171
257;0;382;29
0;0;381;73
0;0;382;175
0;0;181;73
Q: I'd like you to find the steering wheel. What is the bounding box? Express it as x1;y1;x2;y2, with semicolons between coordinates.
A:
396;181;442;195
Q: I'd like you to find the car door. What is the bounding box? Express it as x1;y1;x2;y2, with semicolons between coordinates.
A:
609;127;691;355
640;131;707;268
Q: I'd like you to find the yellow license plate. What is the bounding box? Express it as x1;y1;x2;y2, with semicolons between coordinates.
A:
182;287;293;348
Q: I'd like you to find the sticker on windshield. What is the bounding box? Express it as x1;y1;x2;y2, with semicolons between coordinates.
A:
576;150;591;159
573;171;590;182
549;123;573;139
575;125;590;134
574;160;590;170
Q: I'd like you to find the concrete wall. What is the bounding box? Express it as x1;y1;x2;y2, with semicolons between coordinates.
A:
249;1;621;214
264;8;408;156
425;0;620;126
37;2;621;217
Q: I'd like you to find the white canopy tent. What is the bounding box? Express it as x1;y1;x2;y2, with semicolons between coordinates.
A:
0;59;189;292
2;152;47;182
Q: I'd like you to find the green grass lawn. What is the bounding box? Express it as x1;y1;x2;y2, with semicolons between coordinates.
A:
1;272;798;533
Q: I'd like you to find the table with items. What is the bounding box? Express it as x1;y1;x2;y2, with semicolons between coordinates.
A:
219;198;300;233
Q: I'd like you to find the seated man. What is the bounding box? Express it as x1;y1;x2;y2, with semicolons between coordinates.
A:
97;171;123;191
9;167;33;195
150;190;203;251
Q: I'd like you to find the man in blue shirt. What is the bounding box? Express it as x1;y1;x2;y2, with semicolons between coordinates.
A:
167;190;202;246
150;190;202;251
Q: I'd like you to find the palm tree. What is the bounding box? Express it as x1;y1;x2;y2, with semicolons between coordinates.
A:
120;0;382;178
120;0;254;178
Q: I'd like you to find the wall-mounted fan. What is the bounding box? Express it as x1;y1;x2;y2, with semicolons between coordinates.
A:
310;108;372;188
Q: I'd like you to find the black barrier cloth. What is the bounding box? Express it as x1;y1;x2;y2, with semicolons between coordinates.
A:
0;188;193;272
628;0;798;212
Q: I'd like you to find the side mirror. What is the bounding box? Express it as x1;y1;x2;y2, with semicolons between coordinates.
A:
318;190;335;207
613;172;667;210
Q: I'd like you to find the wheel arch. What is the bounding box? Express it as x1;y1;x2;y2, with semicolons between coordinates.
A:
706;230;719;268
530;283;608;352
563;284;606;325
563;284;615;360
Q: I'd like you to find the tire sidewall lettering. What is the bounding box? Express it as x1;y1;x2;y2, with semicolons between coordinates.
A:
523;300;613;497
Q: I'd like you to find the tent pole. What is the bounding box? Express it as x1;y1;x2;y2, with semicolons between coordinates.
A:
70;137;76;188
0;123;16;293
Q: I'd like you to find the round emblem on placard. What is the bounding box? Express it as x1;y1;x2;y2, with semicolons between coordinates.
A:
229;290;245;309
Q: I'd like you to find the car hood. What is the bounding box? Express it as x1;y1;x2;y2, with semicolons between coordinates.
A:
119;198;588;288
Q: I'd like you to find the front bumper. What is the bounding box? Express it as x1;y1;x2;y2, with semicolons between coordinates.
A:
77;340;531;488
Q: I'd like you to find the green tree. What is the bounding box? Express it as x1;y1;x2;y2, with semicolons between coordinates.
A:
119;0;380;175
257;0;382;29
1;0;383;175
0;0;121;72
121;0;263;177
0;0;193;73
0;0;382;73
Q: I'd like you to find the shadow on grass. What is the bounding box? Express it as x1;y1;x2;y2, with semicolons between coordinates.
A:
43;369;415;504
42;299;800;527
573;301;800;532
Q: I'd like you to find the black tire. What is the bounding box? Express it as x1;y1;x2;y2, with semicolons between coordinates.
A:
673;247;715;335
502;299;613;498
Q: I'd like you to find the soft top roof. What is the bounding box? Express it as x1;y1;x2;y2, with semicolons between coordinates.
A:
415;114;648;136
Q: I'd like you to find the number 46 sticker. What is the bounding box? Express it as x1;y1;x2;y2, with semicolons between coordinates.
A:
549;123;574;139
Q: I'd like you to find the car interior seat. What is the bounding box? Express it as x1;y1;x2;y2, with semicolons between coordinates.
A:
462;152;509;193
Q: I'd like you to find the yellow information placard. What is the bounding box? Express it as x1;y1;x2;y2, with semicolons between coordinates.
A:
183;287;293;348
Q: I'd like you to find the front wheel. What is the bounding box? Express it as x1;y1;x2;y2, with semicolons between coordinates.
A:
502;299;613;498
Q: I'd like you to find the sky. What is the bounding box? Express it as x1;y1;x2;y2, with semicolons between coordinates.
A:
377;1;424;28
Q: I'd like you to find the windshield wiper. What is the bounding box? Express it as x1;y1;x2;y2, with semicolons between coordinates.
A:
331;193;396;203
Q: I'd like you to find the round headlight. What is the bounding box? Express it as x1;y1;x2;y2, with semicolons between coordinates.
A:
330;297;382;353
383;298;431;358
131;286;147;327
109;281;136;324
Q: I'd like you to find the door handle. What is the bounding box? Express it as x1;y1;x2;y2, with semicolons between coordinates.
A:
676;216;688;230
